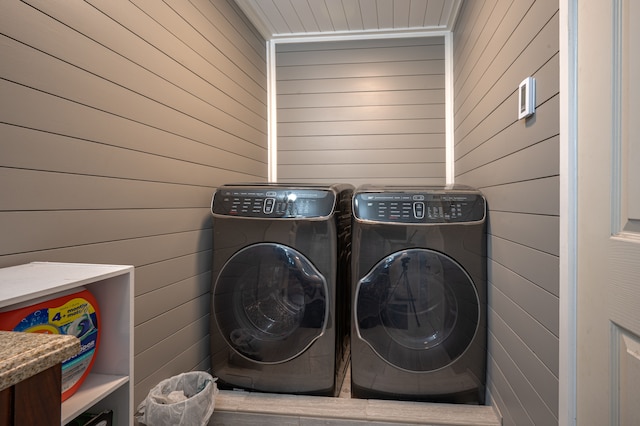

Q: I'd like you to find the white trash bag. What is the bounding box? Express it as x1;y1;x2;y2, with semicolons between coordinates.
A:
136;371;218;426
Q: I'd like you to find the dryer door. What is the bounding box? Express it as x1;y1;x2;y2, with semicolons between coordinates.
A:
214;243;328;364
355;248;479;372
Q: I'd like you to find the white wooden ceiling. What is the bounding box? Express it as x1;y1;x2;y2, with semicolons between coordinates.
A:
234;0;462;41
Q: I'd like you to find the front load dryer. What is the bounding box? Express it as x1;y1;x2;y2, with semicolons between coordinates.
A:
350;184;487;403
210;183;353;396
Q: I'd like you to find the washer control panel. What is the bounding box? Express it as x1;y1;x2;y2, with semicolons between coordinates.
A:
353;191;485;223
212;187;335;218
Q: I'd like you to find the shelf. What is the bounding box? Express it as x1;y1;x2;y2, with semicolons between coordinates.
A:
62;373;129;424
0;262;134;426
0;262;132;309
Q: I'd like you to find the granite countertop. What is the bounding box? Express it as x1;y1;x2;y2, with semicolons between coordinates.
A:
0;331;80;391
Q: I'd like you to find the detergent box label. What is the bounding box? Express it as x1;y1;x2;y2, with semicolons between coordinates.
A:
0;289;100;401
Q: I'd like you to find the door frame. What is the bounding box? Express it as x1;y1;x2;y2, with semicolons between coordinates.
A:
559;0;578;425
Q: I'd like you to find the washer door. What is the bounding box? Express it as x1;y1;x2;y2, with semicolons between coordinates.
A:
355;249;479;372
214;243;328;364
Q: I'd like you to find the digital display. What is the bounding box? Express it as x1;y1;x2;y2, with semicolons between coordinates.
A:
353;192;485;223
212;188;336;218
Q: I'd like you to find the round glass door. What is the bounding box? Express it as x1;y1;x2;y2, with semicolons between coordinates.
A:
355;249;479;372
213;243;328;364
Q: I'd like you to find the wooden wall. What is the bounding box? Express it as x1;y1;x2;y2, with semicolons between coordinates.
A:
276;37;446;186
0;0;267;406
453;1;560;425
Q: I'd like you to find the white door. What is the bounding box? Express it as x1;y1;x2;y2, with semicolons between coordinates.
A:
577;0;640;424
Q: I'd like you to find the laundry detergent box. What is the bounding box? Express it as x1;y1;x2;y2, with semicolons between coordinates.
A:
0;287;101;401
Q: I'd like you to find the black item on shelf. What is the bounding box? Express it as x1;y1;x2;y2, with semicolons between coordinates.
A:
67;410;112;426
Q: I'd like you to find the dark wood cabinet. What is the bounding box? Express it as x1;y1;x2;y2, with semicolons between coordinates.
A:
0;364;61;426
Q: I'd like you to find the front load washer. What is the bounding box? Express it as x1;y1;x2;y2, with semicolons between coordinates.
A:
210;183;353;396
350;184;487;403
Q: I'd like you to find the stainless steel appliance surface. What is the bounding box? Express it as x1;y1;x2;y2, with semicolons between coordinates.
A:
350;184;487;404
210;182;353;396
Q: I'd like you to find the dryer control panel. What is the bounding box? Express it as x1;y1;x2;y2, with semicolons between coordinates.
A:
353;191;485;223
212;187;336;218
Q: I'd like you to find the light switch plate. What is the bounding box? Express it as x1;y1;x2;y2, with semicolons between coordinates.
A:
518;77;536;120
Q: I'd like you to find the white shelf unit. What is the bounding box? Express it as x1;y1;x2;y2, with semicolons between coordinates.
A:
0;262;134;426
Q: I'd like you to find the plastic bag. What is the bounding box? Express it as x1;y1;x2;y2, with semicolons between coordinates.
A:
135;371;218;426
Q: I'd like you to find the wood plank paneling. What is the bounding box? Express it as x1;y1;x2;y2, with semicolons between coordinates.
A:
490;236;559;297
190;0;267;65
0;231;211;271
489;259;558;335
135;315;210;386
490;306;559;415
488;324;556;425
277;60;445;80
0;0;267;408
451;0;492;73
279;104;445;122
276;37;446;185
278;134;446;151
278;148;446;165
481;177;559;216
455;11;559;152
488;211;559;257
454;0;538;116
276;36;444;53
1;2;266;138
279;119;444;136
0;169;214;211
487;354;529;426
135;271;211;325
0;209;208;255
0;125;262;186
278;75;444;94
458;136;559;188
0;80;266;165
135;251;212;296
456;95;559;176
489;285;558;376
453;0;510;85
278;163;446;180
135;294;211;356
279;90;445;108
453;1;560;425
139;0;267;91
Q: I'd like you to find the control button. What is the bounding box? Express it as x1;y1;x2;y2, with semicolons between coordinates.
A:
264;198;275;214
413;202;425;219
